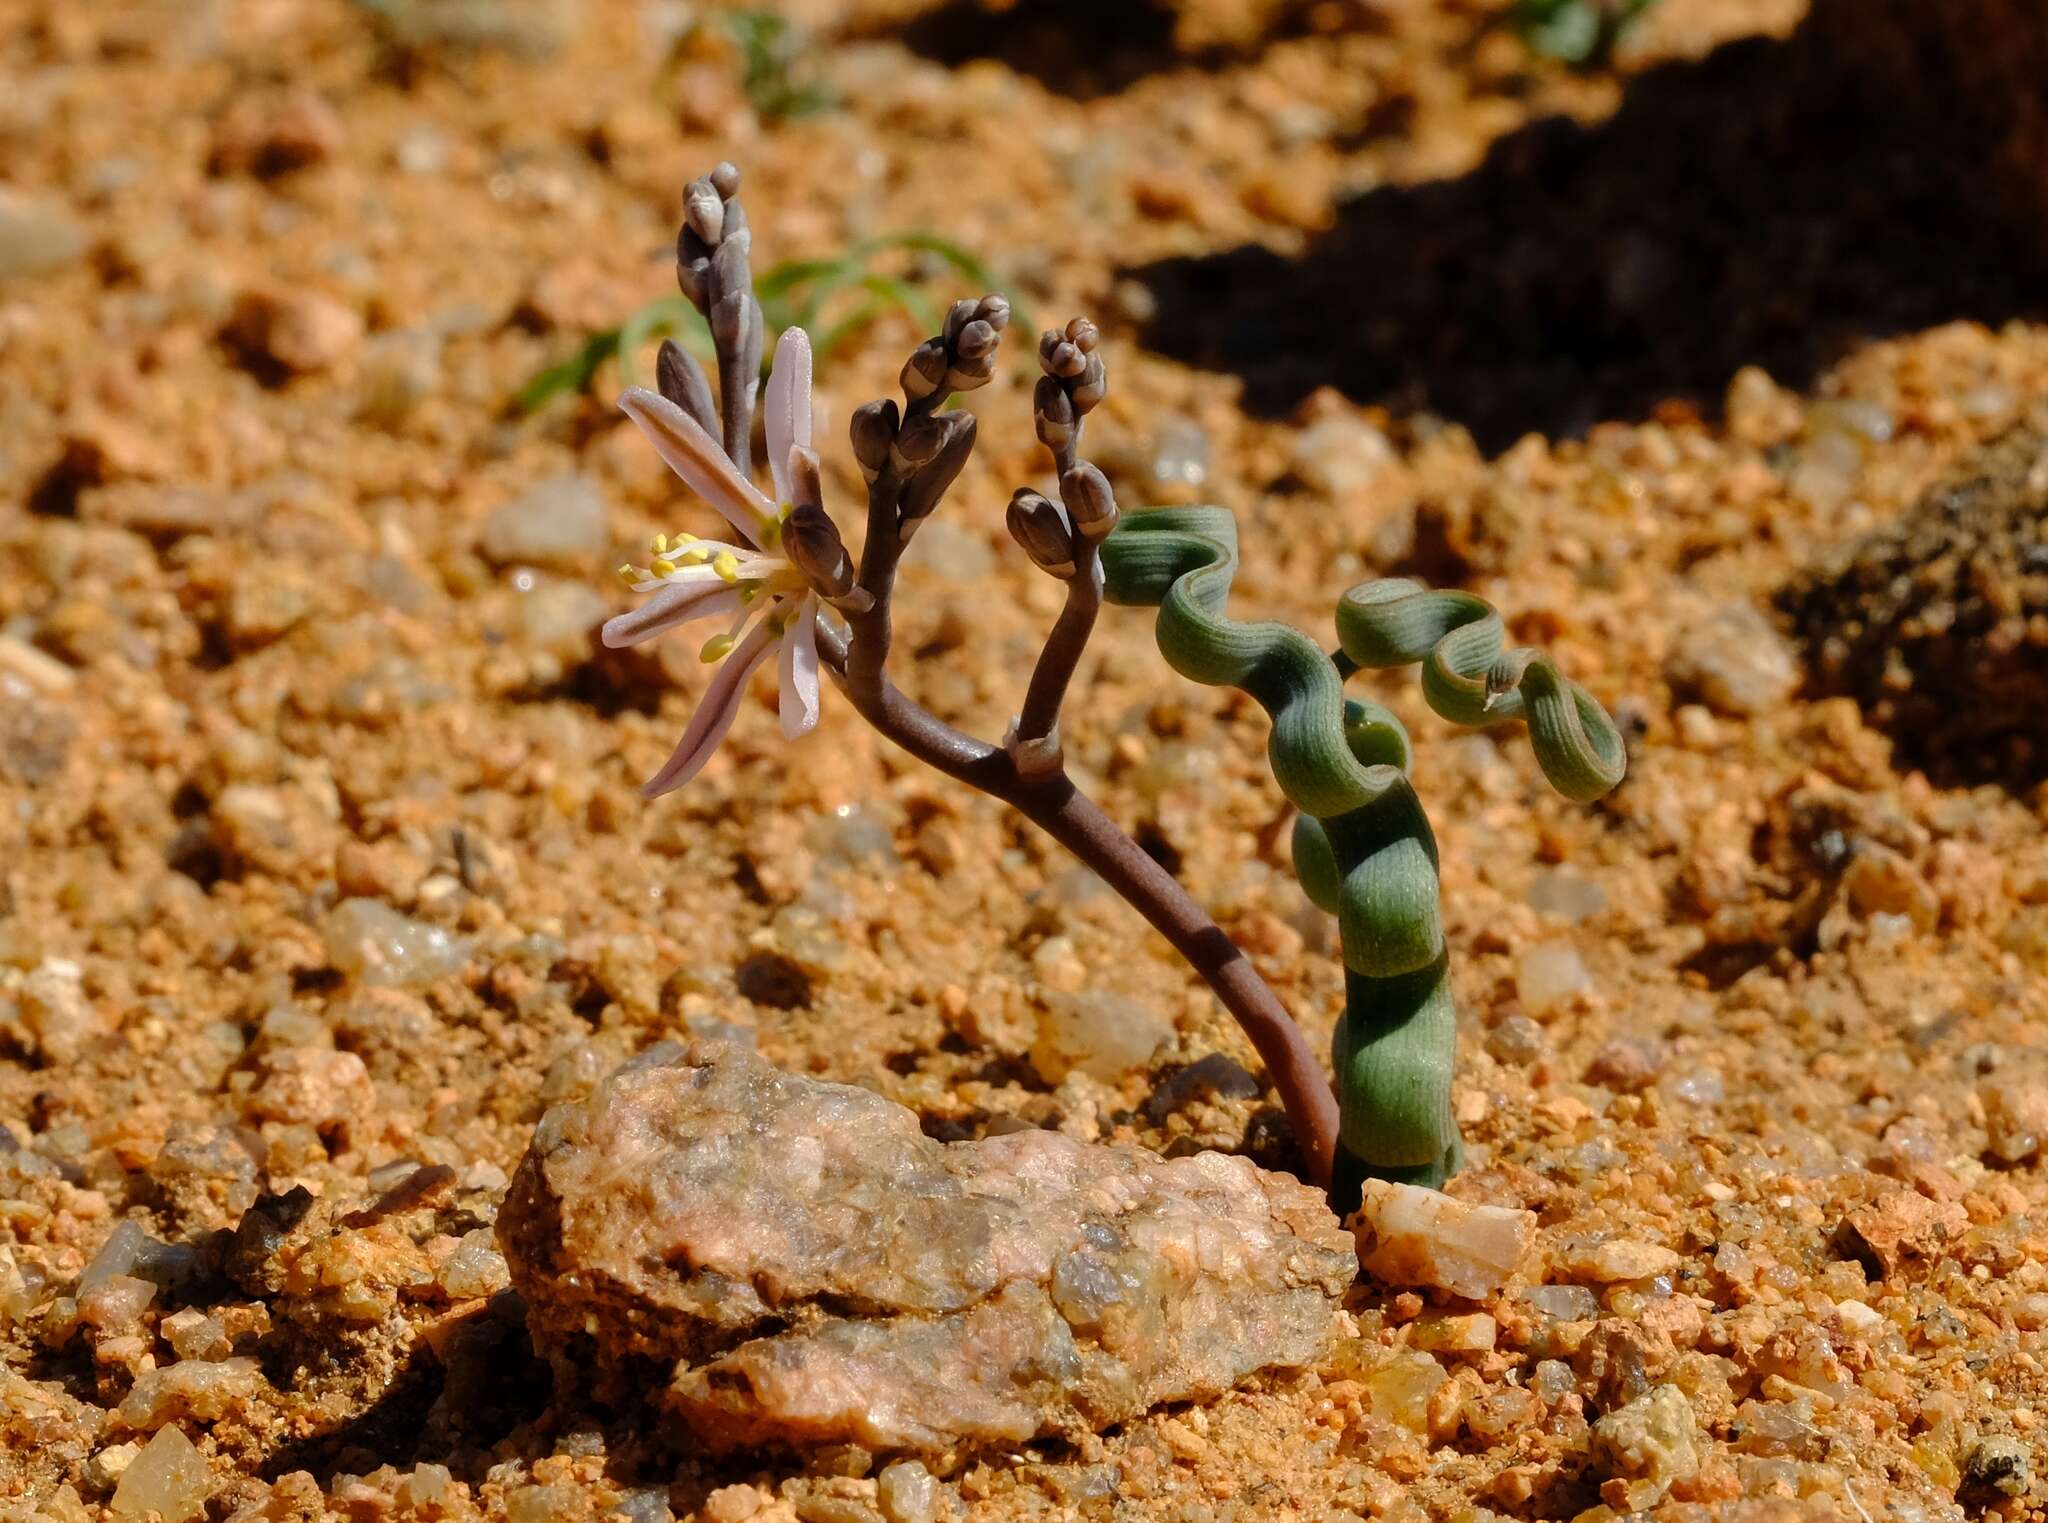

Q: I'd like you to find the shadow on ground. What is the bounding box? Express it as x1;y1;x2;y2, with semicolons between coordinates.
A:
874;0;1336;100
1123;7;2048;451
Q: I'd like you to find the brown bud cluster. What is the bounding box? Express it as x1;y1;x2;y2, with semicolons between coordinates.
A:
900;294;1011;402
848;399;899;484
1033;316;1108;455
676;162;762;382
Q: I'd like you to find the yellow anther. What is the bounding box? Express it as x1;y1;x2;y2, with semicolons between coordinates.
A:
675;531;697;544
680;546;710;564
699;632;737;662
713;551;741;584
617;563;640;584
740;584;761;605
652;533;669;555
653;559;678;578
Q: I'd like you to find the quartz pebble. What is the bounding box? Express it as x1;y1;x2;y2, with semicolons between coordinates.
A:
1031;991;1173;1084
875;1460;938;1523
1666;602;1801;717
1350;1181;1534;1298
108;1426;209;1522
322;898;471;986
116;1357;262;1431
499;1042;1353;1455
1289;416;1393;499
0;187;88;278
1514;941;1593;1018
1554;1238;1681;1283
1979;1079;2048;1163
225;287;363;374
482;474;609;570
1591;1384;1700;1508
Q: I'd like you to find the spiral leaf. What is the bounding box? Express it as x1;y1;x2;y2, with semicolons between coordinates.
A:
1101;506;1626;1201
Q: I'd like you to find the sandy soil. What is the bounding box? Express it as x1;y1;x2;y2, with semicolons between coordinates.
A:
3;0;2048;1519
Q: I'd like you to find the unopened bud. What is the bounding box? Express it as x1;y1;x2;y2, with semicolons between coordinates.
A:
900;339;949;401
955;318;999;361
1034;376;1076;449
1006;489;1076;578
1070;352;1107;413
945;354;995;394
656;340;718;437
942;298;980;344
976;294;1011;331
900;413;976;525
1064;315;1099;352
709;161;741;199
683;178;724;244
890;411;949;473
784;502;855;600
1060;462;1118;539
849;398;899;479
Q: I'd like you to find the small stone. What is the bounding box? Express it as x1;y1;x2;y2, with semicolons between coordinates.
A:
703;1484;769;1523
397;1464;451;1510
1350;1182;1535;1298
322;897;471;986
116;1357;262;1432
1841;846;1939;931
1591;1384;1700;1509
1962;1436;2030;1500
87;1443;140;1493
499;1042;1353;1455
1836;1189;1970;1278
160;1309;231;1362
108;1426;210;1522
1484;1014;1545;1065
1514;941;1593;1019
1290;416;1393;499
245;1049;375;1142
1665;602;1800;718
1527;870;1606;923
1835;1300;1884;1338
1362;1348;1446;1432
508;1485;577;1523
1031;992;1173;1085
876;1460;937;1523
1788;430;1862;512
1554;1238;1681;1284
17;959;107;1063
209;90;345;177
1585;1039;1664;1093
482;475;609;570
1411;1311;1497;1353
1979;1080;2048;1164
225;287;363;374
0;187;87;278
437;1228;510;1300
1144;1053;1261;1121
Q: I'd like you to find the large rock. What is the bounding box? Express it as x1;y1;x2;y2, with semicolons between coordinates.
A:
499;1042;1354;1457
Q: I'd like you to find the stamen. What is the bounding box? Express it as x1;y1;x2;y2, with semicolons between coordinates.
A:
618;563;641;585
680;546;711;564
654;558;678;578
700;631;737;662
653;533;669;555
713;551;741;584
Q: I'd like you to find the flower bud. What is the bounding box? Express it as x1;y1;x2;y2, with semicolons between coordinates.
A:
1006;489;1076;578
976;294;1011;331
784;502;855;601
1034;376;1075;449
683;178;724;244
890;411;949;472
848;398;899;480
656;339;719;437
1060;462;1118;539
900;413;976;526
1064;315;1099;352
955;318;999;361
709;161;741;199
942;298;980;344
900;338;949;401
1069;352;1107;413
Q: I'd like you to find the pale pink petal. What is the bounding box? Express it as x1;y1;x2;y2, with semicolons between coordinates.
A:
763;328;814;505
777;594;821;740
619;387;774;548
640;617;780;798
601;582;745;649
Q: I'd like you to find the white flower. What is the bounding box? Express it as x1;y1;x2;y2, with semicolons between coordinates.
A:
604;328;823;797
